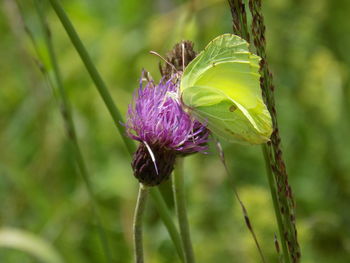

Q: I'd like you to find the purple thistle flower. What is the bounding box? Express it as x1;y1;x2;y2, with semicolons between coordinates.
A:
126;73;209;186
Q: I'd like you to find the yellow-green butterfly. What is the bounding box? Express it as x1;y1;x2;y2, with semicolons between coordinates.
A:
180;34;273;144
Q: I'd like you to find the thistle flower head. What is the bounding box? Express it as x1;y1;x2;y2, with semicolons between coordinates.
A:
126;72;209;186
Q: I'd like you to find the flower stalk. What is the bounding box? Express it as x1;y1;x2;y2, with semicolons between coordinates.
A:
149;190;185;261
133;185;149;263
173;158;195;263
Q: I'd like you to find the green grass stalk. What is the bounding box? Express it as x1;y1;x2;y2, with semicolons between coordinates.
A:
227;1;300;262
228;0;250;43
262;144;290;263
47;0;134;155
46;0;184;260
215;139;266;263
249;1;300;261
173;158;195;263
31;0;113;261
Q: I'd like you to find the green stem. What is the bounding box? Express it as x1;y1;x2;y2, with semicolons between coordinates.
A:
133;185;149;263
214;138;266;263
262;145;291;263
173;158;195;263
33;1;112;262
46;0;184;260
149;188;185;262
47;0;134;155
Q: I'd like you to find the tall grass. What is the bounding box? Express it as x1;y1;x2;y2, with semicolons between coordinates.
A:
45;0;185;261
34;1;114;261
228;0;300;262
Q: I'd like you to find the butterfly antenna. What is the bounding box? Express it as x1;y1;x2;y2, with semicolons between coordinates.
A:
214;137;267;263
181;42;185;72
149;51;179;74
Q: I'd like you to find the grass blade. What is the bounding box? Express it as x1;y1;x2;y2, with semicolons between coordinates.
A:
47;0;134;155
46;1;184;260
215;139;266;263
0;227;64;263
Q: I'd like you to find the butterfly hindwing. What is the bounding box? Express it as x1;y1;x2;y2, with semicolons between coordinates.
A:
182;85;271;144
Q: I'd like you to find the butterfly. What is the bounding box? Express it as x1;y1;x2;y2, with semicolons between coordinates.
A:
180;34;272;144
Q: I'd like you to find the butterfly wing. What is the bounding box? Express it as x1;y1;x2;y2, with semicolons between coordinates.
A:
182;85;271;144
180;34;272;144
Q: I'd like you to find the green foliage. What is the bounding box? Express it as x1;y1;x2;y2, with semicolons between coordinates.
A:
0;0;349;262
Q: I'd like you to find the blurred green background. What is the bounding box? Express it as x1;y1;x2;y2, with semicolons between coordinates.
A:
1;0;350;262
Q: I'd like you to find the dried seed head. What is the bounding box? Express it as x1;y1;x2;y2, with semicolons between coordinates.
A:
160;41;196;79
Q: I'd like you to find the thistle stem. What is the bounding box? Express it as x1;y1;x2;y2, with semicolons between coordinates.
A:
149;189;185;261
262;145;291;263
33;1;112;262
173;158;195;263
133;184;149;263
47;0;184;260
